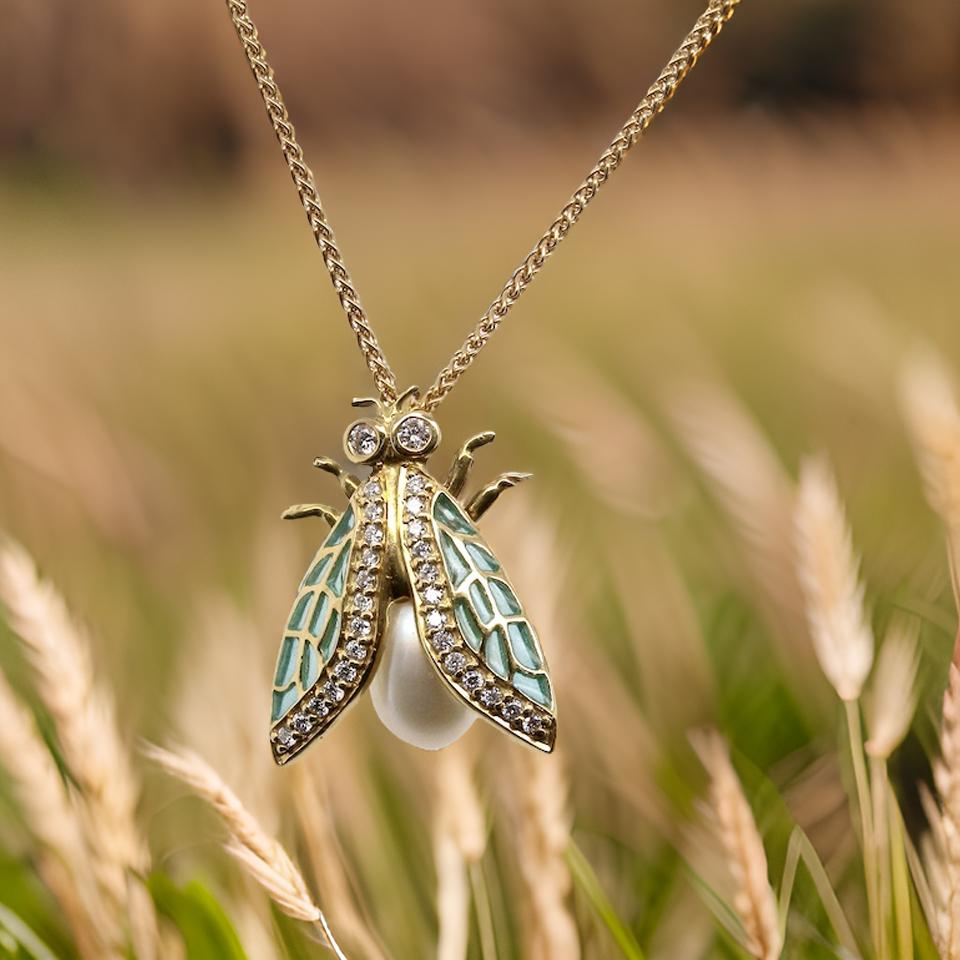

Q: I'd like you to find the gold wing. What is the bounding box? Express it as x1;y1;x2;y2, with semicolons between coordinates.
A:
270;472;389;764
398;466;556;752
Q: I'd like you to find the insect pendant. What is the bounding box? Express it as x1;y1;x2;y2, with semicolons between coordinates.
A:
269;388;556;764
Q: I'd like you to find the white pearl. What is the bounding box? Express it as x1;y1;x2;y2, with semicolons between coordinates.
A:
370;600;476;750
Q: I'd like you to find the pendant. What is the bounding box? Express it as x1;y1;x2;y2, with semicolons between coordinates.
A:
268;388;556;764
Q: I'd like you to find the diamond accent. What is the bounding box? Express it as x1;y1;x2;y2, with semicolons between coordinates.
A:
364;501;384;521
323;682;345;703
407;520;426;539
405;474;426;494
423;585;443;604
431;630;454;654
412;540;432;559
362;479;382;498
276;727;294;747
349;617;371;637
360;548;380;567
425;610;444;629
418;563;439;583
354;594;373;613
348;423;380;458
522;714;545;737
444;651;467;674
291;713;313;734
405;496;424;515
395;415;434;454
335;661;358;682
306;696;330;717
355;569;377;590
345;640;367;661
501;699;523;722
462;669;484;692
479;686;503;708
363;524;384;545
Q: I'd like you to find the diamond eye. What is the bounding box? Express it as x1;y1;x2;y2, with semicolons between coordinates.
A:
392;414;439;457
345;420;385;463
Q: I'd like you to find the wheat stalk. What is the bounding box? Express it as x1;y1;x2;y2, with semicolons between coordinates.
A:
692;730;782;960
0;538;156;956
291;763;389;960
144;742;347;958
900;347;960;585
923;664;960;957
434;747;487;960
865;622;919;761
512;751;579;960
669;381;804;628
0;669;106;957
794;455;875;702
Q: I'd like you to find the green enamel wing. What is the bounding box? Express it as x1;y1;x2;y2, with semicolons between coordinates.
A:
271;505;357;724
430;489;554;714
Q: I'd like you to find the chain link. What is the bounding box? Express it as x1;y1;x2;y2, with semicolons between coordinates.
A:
225;0;399;404
225;0;742;411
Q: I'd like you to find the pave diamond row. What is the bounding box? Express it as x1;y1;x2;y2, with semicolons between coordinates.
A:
401;468;554;745
272;474;385;757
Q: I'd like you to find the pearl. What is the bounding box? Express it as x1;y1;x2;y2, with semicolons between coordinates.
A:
370;601;476;750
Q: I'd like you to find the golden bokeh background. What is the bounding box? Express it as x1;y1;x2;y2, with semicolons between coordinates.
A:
2;1;960;957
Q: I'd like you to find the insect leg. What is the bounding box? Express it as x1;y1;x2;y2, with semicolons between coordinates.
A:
465;471;532;521
313;456;360;497
281;503;338;525
445;431;496;496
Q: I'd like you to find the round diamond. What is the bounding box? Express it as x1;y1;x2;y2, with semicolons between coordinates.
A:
364;501;384;521
412;541;432;559
395;415;435;454
501;699;523;722
479;686;503;708
276;727;294;746
418;563;439;583
306;696;330;717
431;630;454;654
363;479;382;498
348;423;380;458
355;569;377;590
405;496;424;515
444;651;467;674
407;520;426;539
462;669;484;692
360;548;380;567
335;661;358;682
322;682;345;703
406;474;426;494
291;713;313;734
349;617;371;637
423;585;443;604
364;524;384;545
345;640;367;661
354;594;373;613
522;714;545;737
425;610;444;629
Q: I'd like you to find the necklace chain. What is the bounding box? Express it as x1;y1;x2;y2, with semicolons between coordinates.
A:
225;0;741;411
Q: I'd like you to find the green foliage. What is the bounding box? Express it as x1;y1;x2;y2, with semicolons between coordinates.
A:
149;875;247;960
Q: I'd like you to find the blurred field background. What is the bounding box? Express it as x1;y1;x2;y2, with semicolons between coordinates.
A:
2;0;960;957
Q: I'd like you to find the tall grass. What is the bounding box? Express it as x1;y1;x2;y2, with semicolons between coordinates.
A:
1;127;960;956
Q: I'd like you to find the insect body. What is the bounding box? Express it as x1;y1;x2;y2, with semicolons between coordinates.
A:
269;389;556;764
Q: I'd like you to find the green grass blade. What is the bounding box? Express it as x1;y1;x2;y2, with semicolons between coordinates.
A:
566;842;645;960
0;905;58;960
149;874;248;960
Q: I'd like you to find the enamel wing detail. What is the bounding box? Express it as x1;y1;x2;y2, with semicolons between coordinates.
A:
269;391;556;764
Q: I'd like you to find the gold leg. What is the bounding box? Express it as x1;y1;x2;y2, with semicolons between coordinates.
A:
282;503;338;526
466;472;532;521
313;456;360;497
445;431;495;496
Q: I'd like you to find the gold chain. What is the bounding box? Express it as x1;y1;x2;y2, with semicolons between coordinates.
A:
225;0;742;411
